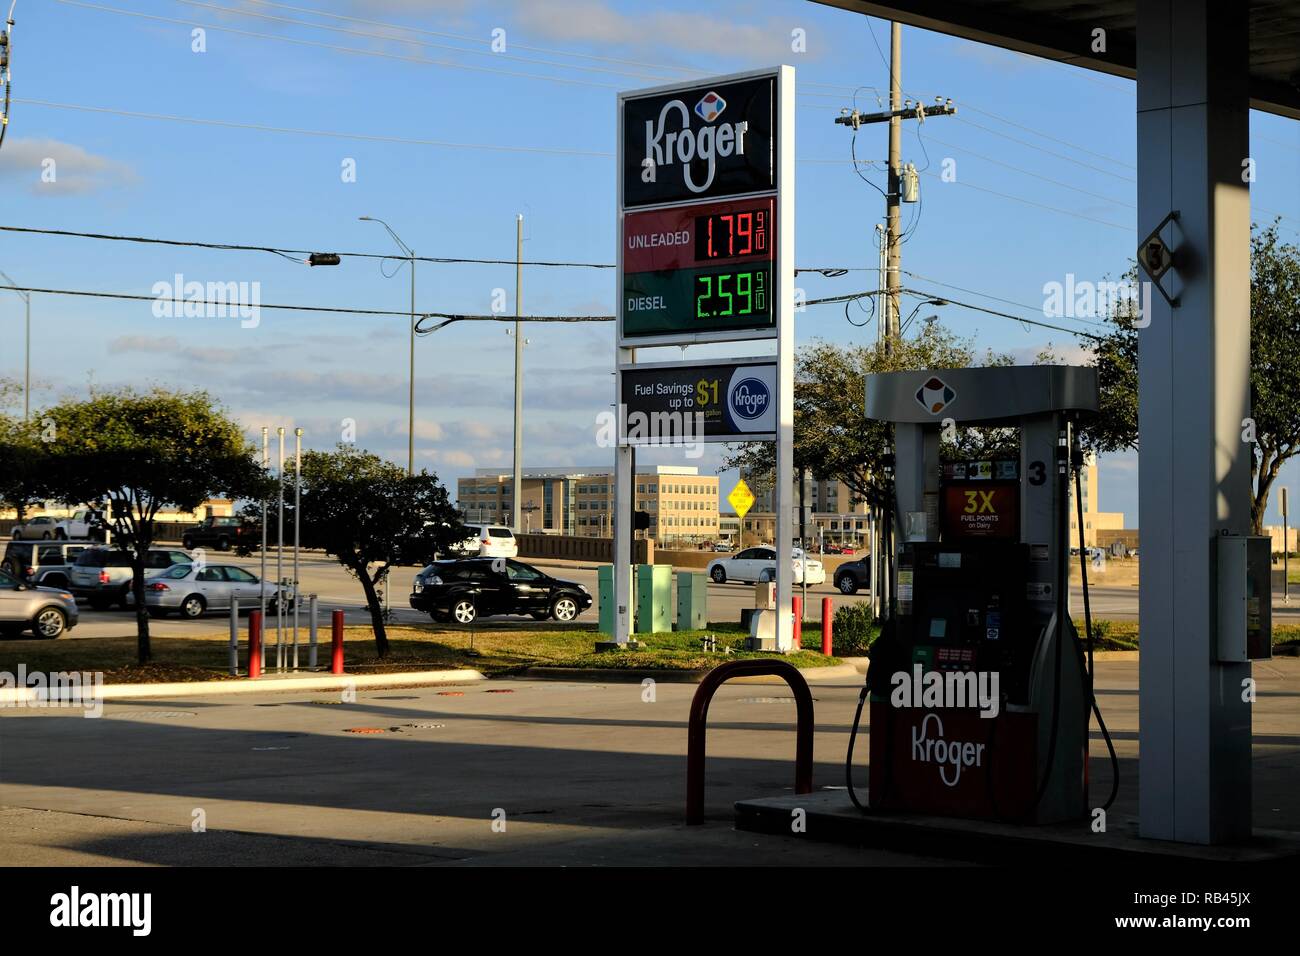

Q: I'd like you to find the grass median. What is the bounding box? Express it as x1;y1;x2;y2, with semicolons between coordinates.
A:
0;620;840;683
5;617;1295;685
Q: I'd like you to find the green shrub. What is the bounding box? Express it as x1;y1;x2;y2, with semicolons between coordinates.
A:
833;602;876;655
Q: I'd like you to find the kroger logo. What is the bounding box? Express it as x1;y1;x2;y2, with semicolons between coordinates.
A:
694;91;726;122
915;376;955;415
911;713;986;787
730;378;770;420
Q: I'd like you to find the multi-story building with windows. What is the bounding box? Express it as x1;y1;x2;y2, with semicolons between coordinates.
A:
457;466;720;546
738;475;872;548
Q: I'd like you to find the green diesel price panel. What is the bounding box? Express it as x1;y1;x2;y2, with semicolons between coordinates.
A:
623;263;772;338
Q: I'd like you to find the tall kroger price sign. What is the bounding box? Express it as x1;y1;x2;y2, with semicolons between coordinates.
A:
611;66;795;651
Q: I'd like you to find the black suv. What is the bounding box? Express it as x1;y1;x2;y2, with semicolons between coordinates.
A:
182;516;258;552
410;558;592;625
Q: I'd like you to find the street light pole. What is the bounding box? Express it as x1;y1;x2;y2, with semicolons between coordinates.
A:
0;268;30;419
512;213;523;533
360;216;416;476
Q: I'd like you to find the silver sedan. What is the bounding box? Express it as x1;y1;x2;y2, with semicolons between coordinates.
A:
143;563;294;619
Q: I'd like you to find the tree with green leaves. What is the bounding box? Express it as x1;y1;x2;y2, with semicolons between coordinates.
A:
39;388;267;663
0;378;43;524
282;445;465;657
1076;222;1300;534
724;322;1017;512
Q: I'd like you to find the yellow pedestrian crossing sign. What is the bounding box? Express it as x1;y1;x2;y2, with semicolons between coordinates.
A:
728;479;756;520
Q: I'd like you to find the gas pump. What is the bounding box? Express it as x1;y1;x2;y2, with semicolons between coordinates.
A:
847;365;1109;825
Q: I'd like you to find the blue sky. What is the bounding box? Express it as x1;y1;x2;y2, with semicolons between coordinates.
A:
1;0;1298;524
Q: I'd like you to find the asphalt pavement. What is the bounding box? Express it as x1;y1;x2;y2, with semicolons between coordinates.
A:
1;657;1296;865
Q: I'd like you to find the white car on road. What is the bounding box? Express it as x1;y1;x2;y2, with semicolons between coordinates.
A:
706;546;825;586
455;524;519;559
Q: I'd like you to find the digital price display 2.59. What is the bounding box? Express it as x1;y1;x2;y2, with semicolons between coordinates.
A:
694;268;768;319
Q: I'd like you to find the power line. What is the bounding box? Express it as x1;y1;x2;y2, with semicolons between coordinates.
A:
801;285;1107;341
914;166;1133;232
0;224;616;269
0;282;615;322
900;287;1107;341
907;127;1134;209
949;114;1136;183
801;154;1134;232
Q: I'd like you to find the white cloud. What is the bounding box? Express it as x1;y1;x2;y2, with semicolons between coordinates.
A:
0;138;137;196
108;335;263;365
512;1;814;62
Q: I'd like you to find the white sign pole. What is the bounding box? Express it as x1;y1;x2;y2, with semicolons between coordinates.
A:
774;64;795;653
613;91;633;647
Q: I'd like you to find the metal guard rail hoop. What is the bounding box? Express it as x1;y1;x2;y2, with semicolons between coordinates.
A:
686;658;815;824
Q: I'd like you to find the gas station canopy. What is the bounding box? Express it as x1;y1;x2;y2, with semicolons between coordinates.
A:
816;0;1300;119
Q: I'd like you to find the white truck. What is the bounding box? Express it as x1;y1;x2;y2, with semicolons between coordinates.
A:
55;509;107;542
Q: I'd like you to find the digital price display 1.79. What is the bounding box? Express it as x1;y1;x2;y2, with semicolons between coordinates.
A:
694;268;768;319
694;208;769;261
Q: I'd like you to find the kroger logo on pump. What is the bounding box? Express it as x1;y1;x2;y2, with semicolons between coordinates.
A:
730;377;770;420
644;93;749;194
911;712;986;787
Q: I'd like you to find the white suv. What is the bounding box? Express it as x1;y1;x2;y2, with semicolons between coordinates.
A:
458;524;519;559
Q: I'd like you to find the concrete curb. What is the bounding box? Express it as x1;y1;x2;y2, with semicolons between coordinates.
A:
520;662;861;684
0;668;485;704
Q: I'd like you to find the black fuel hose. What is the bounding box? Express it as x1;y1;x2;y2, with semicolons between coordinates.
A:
1074;448;1120;811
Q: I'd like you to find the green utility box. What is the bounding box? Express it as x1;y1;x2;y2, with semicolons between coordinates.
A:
635;564;673;634
597;565;634;635
676;571;708;631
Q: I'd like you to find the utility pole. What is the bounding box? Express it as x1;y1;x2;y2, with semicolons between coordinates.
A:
886;22;902;341
834;21;955;350
512;213;523;533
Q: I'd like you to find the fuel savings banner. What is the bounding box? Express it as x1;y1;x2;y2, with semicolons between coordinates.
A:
620;360;776;443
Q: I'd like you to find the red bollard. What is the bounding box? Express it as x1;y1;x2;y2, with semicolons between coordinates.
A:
248;610;262;679
330;609;345;675
821;597;833;656
792;595;802;649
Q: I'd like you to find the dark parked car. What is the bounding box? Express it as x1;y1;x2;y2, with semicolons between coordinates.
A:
833;556;872;595
182;516;259;552
409;557;592;625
